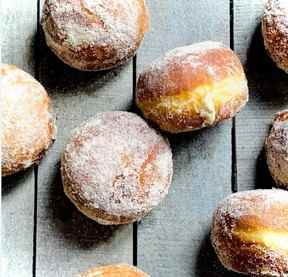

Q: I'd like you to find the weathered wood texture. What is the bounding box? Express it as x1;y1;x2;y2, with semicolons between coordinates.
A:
1;1;37;276
136;1;235;276
234;0;288;191
34;1;134;276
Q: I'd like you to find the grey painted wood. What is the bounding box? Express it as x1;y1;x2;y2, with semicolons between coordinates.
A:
2;169;35;277
136;1;236;276
1;1;37;276
35;1;134;276
234;0;288;191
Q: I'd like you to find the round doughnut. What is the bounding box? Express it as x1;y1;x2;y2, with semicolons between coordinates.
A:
76;264;149;277
135;41;249;133
41;0;149;71
265;110;288;189
1;64;56;176
211;189;288;276
61;111;173;225
262;0;288;72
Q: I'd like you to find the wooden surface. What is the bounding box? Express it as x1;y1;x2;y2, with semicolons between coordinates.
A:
234;0;288;191
136;1;233;276
1;1;37;276
2;0;285;276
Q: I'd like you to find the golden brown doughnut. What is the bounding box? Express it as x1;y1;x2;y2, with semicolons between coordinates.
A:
76;264;149;277
265;110;288;189
61;111;173;225
41;0;149;71
1;64;56;176
136;41;249;133
262;0;288;72
211;189;288;276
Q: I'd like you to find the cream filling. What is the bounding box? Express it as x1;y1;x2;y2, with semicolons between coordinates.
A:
140;77;246;126
235;229;288;253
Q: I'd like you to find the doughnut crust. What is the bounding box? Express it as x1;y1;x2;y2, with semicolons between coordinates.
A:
211;189;288;276
136;41;249;133
262;0;288;73
265;110;288;189
41;0;149;71
61;111;173;225
1;64;56;176
76;264;149;277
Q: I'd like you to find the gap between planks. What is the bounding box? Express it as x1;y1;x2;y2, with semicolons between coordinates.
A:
132;56;138;267
32;1;41;276
230;0;238;193
32;166;38;277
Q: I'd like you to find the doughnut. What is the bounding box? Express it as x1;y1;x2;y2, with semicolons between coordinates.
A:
61;111;173;225
76;264;149;277
1;64;56;176
211;189;288;276
41;0;149;71
135;41;249;133
265;110;288;189
262;0;288;72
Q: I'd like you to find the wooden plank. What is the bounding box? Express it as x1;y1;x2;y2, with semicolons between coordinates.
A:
136;1;234;276
234;0;288;190
35;1;134;276
1;1;37;276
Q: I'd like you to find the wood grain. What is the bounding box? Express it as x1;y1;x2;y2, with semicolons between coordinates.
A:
234;0;288;190
136;1;235;276
34;1;134;276
1;0;37;276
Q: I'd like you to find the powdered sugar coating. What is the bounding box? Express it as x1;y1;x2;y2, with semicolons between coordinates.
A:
1;64;56;176
211;189;288;276
76;264;150;277
61;111;173;225
41;0;149;71
266;110;288;188
262;0;288;72
138;42;225;89
157;41;224;61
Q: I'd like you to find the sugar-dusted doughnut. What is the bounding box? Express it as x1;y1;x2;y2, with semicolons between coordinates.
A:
262;0;288;72
61;111;173;225
41;0;149;71
1;64;56;176
136;41;249;133
211;189;288;276
266;110;288;189
76;264;149;277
